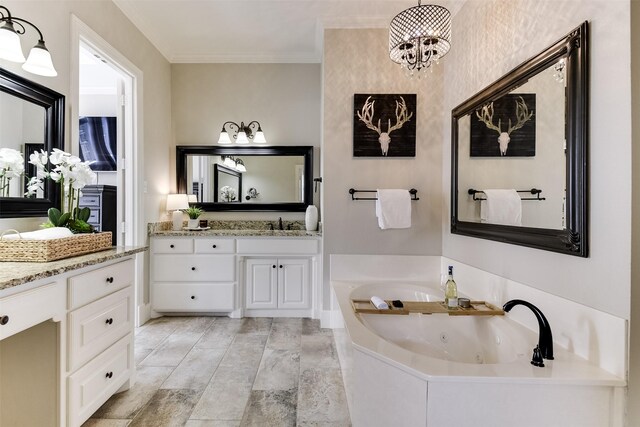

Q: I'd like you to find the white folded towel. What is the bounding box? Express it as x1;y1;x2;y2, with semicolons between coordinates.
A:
375;189;411;230
370;296;389;310
0;227;74;240
480;189;522;226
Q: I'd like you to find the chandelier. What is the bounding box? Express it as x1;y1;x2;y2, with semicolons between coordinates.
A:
217;120;266;144
389;1;451;77
0;6;57;77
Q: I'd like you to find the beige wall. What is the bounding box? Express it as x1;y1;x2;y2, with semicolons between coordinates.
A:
322;29;444;306
171;63;321;219
443;0;631;318
0;0;172;230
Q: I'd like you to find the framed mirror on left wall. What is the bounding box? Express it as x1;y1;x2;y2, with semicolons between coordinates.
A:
0;67;64;218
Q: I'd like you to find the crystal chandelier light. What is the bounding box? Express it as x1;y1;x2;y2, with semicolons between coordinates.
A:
389;1;451;78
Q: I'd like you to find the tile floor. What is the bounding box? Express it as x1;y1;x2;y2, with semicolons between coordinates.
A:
83;316;351;427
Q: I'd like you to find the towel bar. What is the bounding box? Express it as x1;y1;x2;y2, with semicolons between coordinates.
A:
349;188;419;201
468;188;545;201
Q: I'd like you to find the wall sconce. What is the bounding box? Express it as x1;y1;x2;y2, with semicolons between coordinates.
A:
217;121;266;144
0;6;57;77
166;194;189;231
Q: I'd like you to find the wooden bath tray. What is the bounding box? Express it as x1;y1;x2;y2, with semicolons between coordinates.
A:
351;299;504;316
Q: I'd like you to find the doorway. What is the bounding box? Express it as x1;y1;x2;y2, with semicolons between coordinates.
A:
71;16;146;325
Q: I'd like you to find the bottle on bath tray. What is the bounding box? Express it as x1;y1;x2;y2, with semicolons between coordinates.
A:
444;265;458;309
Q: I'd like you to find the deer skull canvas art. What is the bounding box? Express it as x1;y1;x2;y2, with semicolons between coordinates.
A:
353;94;416;157
470;94;536;157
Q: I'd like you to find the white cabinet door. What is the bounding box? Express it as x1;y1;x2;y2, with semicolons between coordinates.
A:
246;259;278;309
277;258;310;309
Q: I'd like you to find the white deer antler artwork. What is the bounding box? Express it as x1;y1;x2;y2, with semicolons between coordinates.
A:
357;96;413;156
475;95;534;156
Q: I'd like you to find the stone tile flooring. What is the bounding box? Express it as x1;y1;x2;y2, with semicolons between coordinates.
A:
84;317;351;427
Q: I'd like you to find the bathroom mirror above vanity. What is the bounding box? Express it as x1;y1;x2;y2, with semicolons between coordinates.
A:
451;22;588;256
0;68;64;218
177;145;313;211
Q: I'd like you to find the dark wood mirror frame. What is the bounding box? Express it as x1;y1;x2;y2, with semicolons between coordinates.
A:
451;21;589;257
177;145;313;211
0;67;64;218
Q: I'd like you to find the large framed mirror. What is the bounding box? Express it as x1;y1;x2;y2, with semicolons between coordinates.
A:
451;22;588;257
0;67;64;218
177;145;313;211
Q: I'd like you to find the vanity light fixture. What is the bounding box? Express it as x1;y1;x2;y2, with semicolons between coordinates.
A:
221;155;247;172
217;120;266;145
0;6;57;77
389;1;451;78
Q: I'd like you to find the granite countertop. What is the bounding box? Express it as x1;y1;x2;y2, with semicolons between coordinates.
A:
151;229;321;237
0;246;147;291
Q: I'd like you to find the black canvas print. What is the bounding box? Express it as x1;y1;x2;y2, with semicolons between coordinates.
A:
353;94;416;157
470;93;536;157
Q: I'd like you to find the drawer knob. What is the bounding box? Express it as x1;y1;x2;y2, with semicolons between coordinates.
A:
191;295;196;300
0;315;8;326
105;371;113;379
106;277;114;283
191;267;196;271
170;244;175;248
105;318;113;325
212;244;217;248
272;265;276;269
279;265;283;269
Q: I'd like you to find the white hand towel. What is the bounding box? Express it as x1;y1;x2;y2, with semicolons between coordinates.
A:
480;189;522;226
370;296;389;310
0;227;74;240
375;189;411;229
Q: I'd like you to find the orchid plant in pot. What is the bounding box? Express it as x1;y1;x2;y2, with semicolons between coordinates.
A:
26;149;97;233
0;148;25;197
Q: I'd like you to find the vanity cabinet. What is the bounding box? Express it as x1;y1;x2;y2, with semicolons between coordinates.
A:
150;234;320;318
245;258;310;310
151;236;237;312
66;258;135;427
0;251;140;427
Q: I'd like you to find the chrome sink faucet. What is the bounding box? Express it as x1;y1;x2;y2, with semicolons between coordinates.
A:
503;299;554;366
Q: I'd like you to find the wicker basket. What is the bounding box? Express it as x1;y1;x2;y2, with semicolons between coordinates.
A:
0;231;113;262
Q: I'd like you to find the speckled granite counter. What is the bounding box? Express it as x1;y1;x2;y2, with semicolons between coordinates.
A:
151;229;321;237
0;246;147;291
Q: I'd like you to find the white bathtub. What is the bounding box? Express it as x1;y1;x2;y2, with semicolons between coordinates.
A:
333;281;626;427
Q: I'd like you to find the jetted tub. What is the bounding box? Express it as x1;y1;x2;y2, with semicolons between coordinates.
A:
333;281;626;427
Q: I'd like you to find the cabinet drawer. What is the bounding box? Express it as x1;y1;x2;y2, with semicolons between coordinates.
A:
153;254;235;282
194;238;235;254
68;259;134;310
152;238;193;254
153;283;235;311
88;209;100;224
237;238;319;254
80;195;101;207
68;334;132;427
68;287;132;372
0;282;65;341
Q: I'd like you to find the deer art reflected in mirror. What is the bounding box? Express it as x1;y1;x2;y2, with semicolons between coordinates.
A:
353;94;416;157
0;67;64;218
451;22;588;257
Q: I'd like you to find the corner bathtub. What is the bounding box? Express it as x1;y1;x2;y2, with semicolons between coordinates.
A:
332;281;625;427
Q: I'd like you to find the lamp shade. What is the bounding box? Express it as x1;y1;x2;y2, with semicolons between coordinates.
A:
253;130;266;144
188;194;198;203
235;130;249;144
217;130;232;144
166;193;189;211
0;22;26;62
22;41;57;76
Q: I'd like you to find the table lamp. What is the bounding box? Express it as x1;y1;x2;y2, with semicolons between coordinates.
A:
166;194;189;231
